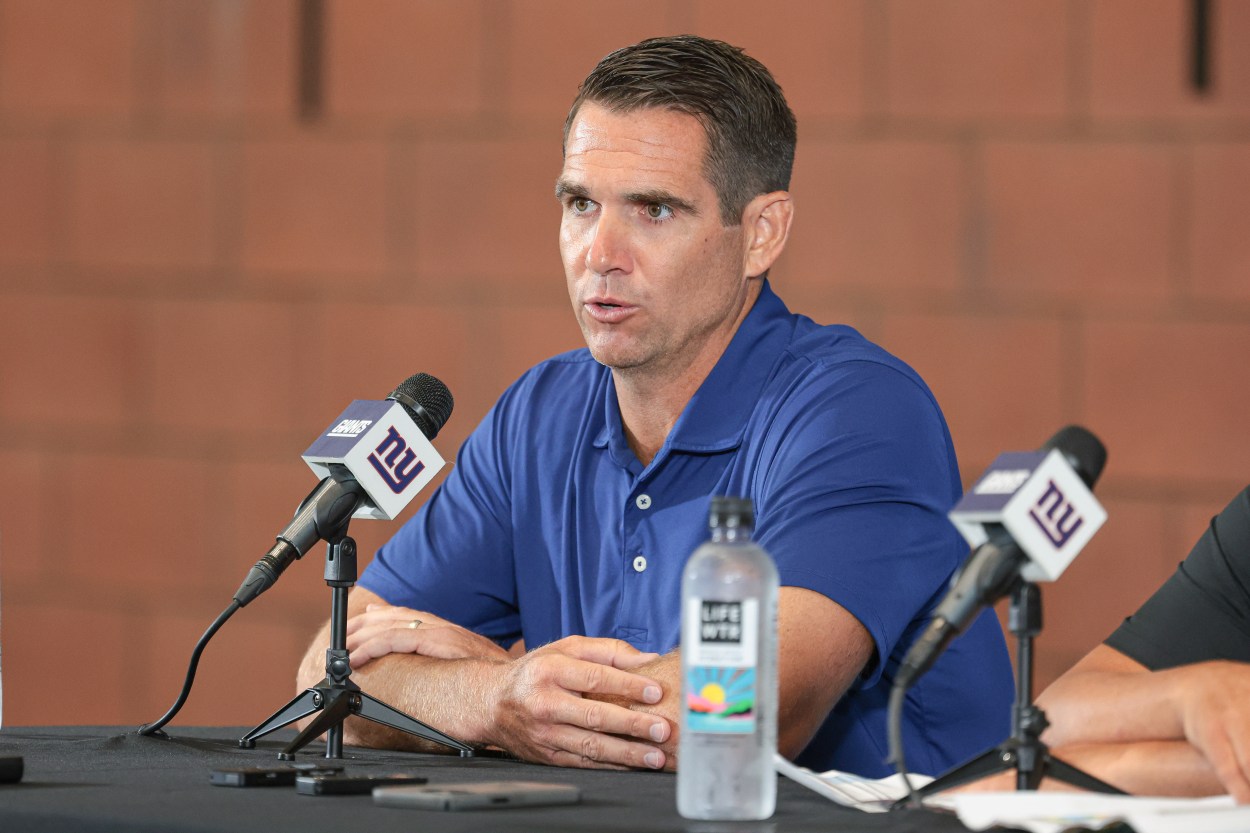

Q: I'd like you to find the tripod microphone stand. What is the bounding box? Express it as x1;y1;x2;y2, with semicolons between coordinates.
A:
239;525;473;760
909;579;1122;800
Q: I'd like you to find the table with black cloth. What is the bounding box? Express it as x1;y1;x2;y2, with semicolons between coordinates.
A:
0;726;974;832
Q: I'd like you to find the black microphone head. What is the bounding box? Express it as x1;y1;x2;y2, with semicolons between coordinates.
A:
387;373;454;440
1042;425;1106;488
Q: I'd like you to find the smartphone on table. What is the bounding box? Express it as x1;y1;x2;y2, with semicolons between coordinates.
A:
209;763;343;787
296;773;428;796
373;780;581;810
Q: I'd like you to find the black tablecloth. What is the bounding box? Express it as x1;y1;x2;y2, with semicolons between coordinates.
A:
0;726;973;832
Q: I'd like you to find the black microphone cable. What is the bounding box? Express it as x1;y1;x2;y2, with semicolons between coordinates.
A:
887;676;919;806
138;601;240;737
136;373;453;738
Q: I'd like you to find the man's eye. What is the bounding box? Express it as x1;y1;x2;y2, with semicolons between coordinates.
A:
645;203;672;220
571;197;593;213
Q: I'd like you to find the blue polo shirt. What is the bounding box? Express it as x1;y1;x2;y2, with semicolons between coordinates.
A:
361;280;1012;776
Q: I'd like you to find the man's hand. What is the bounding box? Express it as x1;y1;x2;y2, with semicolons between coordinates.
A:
485;636;672;770
581;587;874;773
1171;661;1250;803
345;603;510;666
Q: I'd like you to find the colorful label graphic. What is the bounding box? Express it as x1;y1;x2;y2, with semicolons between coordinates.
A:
686;666;756;733
684;597;759;734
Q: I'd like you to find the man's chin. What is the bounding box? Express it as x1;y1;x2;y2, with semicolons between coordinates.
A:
584;340;648;372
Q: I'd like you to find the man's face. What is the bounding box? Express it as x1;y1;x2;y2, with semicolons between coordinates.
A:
557;103;754;381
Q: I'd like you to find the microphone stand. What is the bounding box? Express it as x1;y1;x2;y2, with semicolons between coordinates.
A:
238;521;473;760
907;580;1122;800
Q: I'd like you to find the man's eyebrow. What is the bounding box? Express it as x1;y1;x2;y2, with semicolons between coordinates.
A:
554;179;589;200
625;189;699;215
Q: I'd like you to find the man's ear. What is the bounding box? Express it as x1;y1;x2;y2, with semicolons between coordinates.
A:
742;191;794;278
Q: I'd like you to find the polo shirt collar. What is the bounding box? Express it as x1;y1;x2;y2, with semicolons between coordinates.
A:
592;279;793;463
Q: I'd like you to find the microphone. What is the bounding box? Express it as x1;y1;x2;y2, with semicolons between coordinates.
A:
896;425;1108;689
232;373;453;607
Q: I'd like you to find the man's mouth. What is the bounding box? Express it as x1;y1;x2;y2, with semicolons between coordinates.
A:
584;298;636;323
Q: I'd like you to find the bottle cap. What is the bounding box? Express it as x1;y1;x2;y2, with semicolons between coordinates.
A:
708;496;755;531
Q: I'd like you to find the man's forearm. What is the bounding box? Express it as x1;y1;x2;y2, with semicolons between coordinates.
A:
298;618;672;769
1036;646;1187;748
296;622;502;752
1038;669;1182;748
1057;741;1225;798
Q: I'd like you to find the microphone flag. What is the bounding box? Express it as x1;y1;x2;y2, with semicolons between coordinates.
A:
949;448;1106;583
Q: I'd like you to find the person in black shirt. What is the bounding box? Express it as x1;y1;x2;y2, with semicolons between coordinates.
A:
1035;486;1250;800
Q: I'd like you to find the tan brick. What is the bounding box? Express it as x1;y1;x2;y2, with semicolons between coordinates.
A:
0;0;138;119
68;140;217;270
484;302;585;397
691;0;867;121
326;0;485;121
779;140;965;295
412;138;565;297
0;601;133;724
1090;0;1250;122
0;450;48;586
0;139;55;265
503;0;677;121
301;302;480;453
148;300;300;433
241;139;390;275
885;0;1069;122
59;453;218;595
148;0;296;120
1082;320;1250;482
0;296;145;426
1190;144;1250;303
983;142;1174;304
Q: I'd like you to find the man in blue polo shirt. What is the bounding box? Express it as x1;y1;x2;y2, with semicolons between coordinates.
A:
297;35;1012;776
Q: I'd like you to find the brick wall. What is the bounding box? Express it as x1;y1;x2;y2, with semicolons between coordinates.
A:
1;0;1247;728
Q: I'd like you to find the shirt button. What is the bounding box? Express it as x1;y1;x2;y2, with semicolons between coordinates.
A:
633;555;647;573
635;494;652;510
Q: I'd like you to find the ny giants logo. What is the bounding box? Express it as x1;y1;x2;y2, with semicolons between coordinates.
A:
367;426;426;494
1028;479;1084;548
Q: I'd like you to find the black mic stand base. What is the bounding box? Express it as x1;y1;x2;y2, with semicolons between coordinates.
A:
239;675;472;760
238;533;473;760
906;580;1123;803
907;737;1122;800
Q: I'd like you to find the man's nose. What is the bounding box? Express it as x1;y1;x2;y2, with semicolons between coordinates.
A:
585;212;632;275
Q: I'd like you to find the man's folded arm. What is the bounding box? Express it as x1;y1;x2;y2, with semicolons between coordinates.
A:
1036;644;1250;801
296;586;675;770
295;586;502;751
1037;644;1176;747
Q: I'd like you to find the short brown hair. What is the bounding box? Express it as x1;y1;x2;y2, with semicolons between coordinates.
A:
564;35;797;226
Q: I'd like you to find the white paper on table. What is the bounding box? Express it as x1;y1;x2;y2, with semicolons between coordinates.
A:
950;791;1243;833
774;754;934;813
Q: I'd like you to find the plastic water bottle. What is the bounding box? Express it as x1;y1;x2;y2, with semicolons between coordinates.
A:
678;496;779;820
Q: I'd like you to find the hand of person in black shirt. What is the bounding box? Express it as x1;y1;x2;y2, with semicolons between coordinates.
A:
1037;644;1250;802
